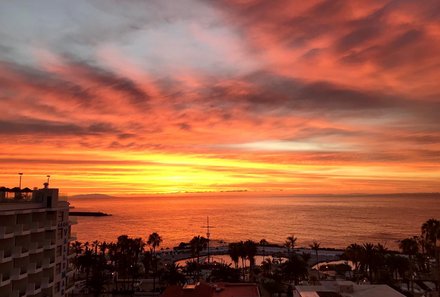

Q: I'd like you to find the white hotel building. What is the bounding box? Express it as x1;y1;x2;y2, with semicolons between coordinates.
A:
0;184;76;297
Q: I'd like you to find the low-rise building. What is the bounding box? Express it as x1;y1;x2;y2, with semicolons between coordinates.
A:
161;282;260;297
293;280;405;297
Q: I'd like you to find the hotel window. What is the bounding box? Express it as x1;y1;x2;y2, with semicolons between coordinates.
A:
56;246;62;257
56;263;61;274
57;229;63;238
55;282;60;292
58;211;64;221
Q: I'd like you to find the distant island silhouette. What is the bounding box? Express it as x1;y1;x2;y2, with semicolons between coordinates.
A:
68;192;440;199
70;193;115;199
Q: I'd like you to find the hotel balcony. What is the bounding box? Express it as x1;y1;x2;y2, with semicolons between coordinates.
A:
25;282;42;296
29;241;44;254
43;240;56;250
28;262;44;274
10;267;27;281
45;220;57;230
22;223;31;233
42;257;55;268
12;246;29;258
66;280;76;294
0;273;11;287
66;268;75;279
30;223;46;233
0;226;14;239
41;277;54;289
14;224;31;236
0;250;12;263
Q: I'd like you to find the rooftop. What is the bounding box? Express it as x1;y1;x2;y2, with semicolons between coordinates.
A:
0;185;65;211
294;281;405;297
161;282;260;297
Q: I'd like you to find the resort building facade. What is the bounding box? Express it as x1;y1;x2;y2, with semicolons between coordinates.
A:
0;184;76;297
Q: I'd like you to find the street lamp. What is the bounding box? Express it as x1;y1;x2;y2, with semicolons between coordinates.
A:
18;172;23;189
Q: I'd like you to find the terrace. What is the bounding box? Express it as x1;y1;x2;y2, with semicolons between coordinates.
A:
0;187;34;202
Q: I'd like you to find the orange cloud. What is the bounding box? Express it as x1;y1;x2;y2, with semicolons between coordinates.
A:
0;0;439;194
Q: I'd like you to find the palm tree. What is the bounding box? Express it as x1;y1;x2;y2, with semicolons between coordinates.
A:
92;240;100;255
72;241;83;255
113;235;144;292
71;241;83;277
261;258;273;276
107;242;118;267
78;248;94;282
361;243;376;282
400;237;419;294
189;236;208;264
420;219;440;290
373;243;388;282
185;260;199;281
281;254;308;285
244;240;258;280
87;252;111;297
260;239;269;262
83;241;90;252
244;240;258;269
228;242;240;269
238;241;247;279
147;232;162;292
343;243;363;282
310;241;320;279
147;232;162;255
386;254;409;281
301;252;311;264
99;241;108;256
162;263;185;285
210;263;240;282
421;219;440;257
285;235;297;258
141;250;153;278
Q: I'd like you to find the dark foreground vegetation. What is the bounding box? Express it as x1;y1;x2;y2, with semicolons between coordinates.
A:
71;219;439;297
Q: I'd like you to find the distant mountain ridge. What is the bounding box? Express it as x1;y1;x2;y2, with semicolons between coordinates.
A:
68;192;440;199
70;193;115;199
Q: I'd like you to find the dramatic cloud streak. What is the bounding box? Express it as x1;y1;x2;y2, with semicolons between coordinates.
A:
0;0;439;194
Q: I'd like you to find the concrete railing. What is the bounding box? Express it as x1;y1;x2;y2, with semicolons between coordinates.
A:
10;268;20;280
0;225;14;239
0;249;12;262
12;246;23;258
25;283;35;295
41;277;54;289
0;273;11;286
42;258;55;268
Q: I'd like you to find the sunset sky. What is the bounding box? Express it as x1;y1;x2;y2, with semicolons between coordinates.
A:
1;0;439;195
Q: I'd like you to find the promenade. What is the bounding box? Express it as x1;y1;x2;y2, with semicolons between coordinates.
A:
157;245;344;266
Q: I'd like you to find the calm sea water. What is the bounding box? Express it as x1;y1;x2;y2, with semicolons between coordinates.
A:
69;193;440;250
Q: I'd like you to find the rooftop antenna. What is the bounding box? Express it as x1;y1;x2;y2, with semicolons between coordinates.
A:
44;175;51;189
201;216;215;264
18;172;23;189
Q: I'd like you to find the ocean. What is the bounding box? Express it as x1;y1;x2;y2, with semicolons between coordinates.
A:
69;193;440;250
